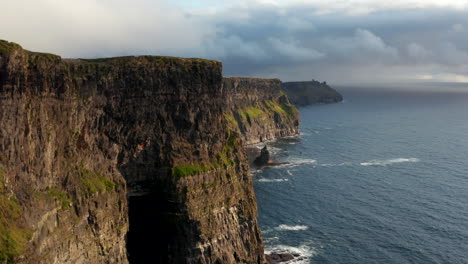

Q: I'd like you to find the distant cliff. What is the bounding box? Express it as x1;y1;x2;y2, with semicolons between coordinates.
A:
223;77;299;145
282;80;343;106
0;40;299;263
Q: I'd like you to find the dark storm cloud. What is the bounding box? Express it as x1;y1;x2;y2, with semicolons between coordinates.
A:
200;6;468;83
2;1;468;84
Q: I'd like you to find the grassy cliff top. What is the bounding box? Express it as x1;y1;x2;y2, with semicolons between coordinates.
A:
0;40;22;55
0;39;220;66
224;76;281;82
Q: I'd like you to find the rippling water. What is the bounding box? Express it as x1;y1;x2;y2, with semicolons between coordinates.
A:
253;87;468;264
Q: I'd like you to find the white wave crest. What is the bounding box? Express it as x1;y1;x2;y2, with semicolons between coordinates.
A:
274;159;317;169
250;169;262;176
265;243;319;263
274;224;309;231
360;158;420;166
257;178;289;183
320;162;352;167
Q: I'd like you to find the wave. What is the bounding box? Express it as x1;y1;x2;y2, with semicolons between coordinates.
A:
320;162;353;167
360;158;420;166
250;169;263;176
257;178;289;183
273;159;317;169
265;243;319;263
274;224;309;231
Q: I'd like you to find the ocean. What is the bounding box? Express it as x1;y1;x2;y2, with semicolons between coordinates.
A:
252;87;468;264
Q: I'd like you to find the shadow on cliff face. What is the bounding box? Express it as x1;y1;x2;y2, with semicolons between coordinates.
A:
127;192;174;264
120;153;200;263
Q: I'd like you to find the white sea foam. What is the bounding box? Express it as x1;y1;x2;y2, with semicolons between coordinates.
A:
274;159;317;169
360;158;420;166
250;169;263;176
257;178;289;183
265;243;319;263
274;224;309;231
254;144;282;155
320;162;352;167
287;170;293;176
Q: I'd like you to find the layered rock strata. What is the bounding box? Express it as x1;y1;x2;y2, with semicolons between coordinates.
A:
0;40;267;263
223;78;300;145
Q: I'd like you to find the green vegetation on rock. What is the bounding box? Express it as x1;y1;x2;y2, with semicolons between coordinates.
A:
78;166;116;195
224;114;238;128
171;164;213;178
238;105;264;120
28;51;61;61
172;132;238;177
0;40;22;55
0;167;31;263
231;99;298;127
46;187;72;210
263;100;298;118
79;55;220;67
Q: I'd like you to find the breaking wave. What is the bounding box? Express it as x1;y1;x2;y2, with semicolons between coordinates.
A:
274;225;309;231
265;243;320;264
360;158;420;166
257;178;289;183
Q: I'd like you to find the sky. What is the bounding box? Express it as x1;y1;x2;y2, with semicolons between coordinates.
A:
2;0;468;85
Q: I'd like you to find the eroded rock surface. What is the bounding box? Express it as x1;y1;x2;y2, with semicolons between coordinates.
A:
0;40;300;263
223;78;300;145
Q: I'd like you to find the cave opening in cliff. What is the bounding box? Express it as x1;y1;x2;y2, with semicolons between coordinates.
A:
127;193;176;263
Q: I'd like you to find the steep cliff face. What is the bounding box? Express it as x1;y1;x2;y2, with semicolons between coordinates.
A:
0;40;264;263
223;78;299;145
282;80;343;106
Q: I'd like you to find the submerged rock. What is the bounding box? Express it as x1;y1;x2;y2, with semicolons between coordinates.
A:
265;252;303;263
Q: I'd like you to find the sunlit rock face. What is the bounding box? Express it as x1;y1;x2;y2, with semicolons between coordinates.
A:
0;40;299;263
223;77;300;145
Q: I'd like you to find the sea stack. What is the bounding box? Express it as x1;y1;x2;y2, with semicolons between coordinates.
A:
254;146;271;166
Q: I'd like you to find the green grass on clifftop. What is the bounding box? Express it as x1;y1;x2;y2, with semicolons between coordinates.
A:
0;40;22;55
80;55;220;67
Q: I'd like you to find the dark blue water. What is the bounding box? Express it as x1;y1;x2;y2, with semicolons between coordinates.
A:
253;88;468;264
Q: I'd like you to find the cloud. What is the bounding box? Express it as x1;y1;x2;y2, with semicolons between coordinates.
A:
268;38;324;61
259;0;468;15
436;42;468;65
451;23;465;33
2;0;468;84
204;35;270;61
407;43;431;60
321;29;398;62
0;0;215;57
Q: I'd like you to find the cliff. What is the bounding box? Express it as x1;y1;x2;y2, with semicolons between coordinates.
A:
0;40;267;263
282;80;343;106
223;78;299;145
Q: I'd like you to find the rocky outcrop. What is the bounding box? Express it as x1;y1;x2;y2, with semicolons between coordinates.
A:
253;147;271;167
0;40;265;263
282;80;343;106
223;78;300;145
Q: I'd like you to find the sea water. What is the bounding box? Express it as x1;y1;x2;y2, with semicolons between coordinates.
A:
253;87;468;264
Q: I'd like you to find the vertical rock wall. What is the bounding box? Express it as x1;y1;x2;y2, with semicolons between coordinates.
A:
0;40;264;263
223;77;300;145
